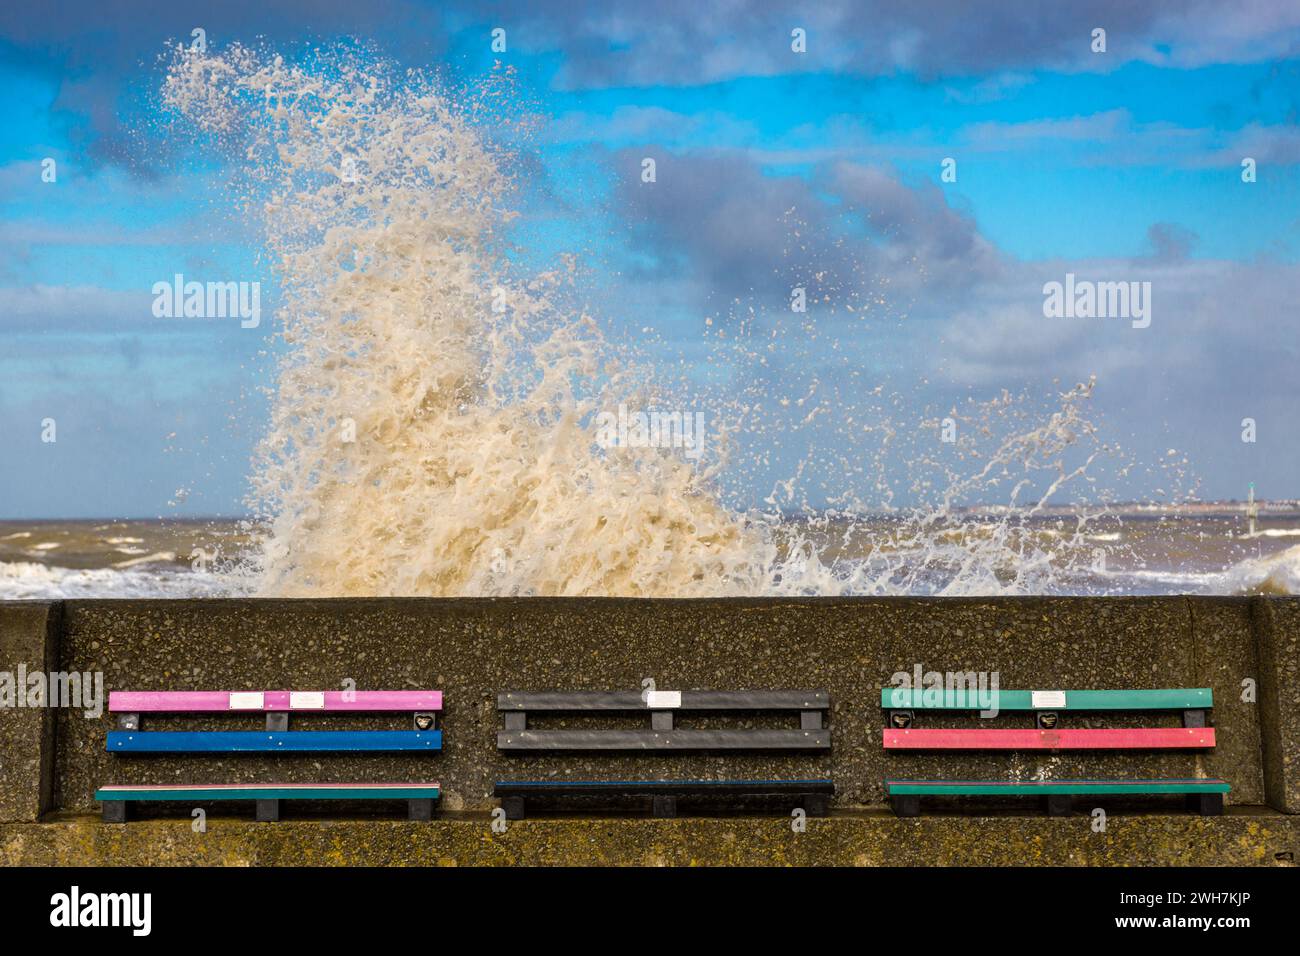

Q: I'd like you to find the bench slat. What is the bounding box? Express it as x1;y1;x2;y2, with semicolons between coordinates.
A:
96;783;440;801
883;727;1215;749
880;687;1212;711
107;730;442;753
497;690;829;711
495;779;833;795
497;729;830;751
885;779;1229;796
109;690;442;713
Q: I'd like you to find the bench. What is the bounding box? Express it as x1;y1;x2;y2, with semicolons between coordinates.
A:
106;689;442;753
95;782;441;822
496;689;831;751
881;687;1215;750
494;779;834;819
881;686;1227;816
884;778;1229;817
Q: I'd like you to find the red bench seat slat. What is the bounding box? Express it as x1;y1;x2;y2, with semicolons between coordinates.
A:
883;727;1215;750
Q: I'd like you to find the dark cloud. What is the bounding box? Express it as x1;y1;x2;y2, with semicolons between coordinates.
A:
491;0;1300;87
826;161;1001;288
611;147;1001;311
9;2;1300;174
613;148;830;298
2;0;450;174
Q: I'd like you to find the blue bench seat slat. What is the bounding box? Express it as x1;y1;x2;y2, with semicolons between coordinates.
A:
106;730;442;753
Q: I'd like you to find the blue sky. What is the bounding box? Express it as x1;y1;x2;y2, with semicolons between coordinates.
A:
1;1;1298;517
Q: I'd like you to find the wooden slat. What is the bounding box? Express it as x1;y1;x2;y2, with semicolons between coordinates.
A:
884;778;1229;796
880;687;1212;711
496;689;829;711
108;690;442;712
882;727;1215;750
497;728;830;751
494;779;833;795
96;782;440;801
106;730;442;753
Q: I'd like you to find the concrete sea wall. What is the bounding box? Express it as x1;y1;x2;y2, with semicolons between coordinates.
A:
1;596;1298;865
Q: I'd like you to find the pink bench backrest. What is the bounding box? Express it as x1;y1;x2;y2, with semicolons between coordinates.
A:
108;690;442;712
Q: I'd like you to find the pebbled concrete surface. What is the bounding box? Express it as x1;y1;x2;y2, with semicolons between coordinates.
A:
1255;598;1300;812
3;595;1297;866
0;602;59;821
41;596;1283;813
3;810;1297;867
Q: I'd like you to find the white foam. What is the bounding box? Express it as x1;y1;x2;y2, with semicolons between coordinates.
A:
111;551;177;569
0;561;231;600
1210;544;1300;595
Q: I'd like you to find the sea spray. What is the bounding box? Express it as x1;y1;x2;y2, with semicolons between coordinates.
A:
163;45;783;597
161;43;1145;598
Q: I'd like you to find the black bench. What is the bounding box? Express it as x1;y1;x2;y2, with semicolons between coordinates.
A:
884;778;1229;817
495;688;831;818
496;689;831;751
494;779;834;819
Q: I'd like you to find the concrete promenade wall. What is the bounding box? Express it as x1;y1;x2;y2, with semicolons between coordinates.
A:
4;815;1297;867
1;596;1296;829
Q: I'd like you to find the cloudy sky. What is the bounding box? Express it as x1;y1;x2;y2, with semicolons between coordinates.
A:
1;1;1298;517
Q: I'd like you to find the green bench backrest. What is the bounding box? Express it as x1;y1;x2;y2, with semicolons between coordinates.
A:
880;687;1212;711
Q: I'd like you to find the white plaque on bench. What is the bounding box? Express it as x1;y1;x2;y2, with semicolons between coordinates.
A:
645;691;682;709
1031;690;1067;709
228;692;265;710
290;691;325;709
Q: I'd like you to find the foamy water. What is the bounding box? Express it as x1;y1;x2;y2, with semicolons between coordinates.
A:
4;44;1281;602
162;45;796;597
0;562;228;600
1;515;1297;599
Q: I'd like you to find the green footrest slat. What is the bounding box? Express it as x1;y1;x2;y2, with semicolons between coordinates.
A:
96;783;441;801
95;782;441;823
885;778;1230;796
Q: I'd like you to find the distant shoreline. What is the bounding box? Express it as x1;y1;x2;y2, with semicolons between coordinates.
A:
2;503;1299;525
